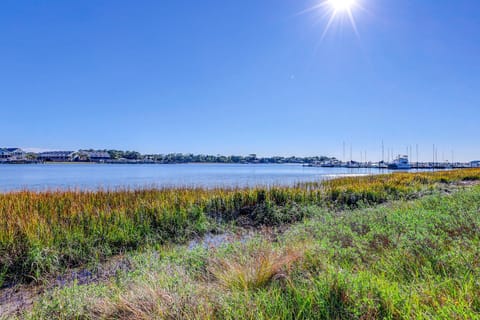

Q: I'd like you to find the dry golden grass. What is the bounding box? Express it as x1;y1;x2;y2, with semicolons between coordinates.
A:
93;283;174;320
208;246;304;292
88;266;217;320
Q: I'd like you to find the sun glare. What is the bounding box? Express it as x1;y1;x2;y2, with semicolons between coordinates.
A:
328;0;355;12
300;0;362;40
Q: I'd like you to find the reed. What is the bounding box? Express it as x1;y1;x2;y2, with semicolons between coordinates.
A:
1;169;479;285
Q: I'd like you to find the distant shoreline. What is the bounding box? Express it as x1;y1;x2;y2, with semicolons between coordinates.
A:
0;161;306;165
0;161;472;170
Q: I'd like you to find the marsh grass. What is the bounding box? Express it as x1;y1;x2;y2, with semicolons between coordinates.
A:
1;169;480;286
21;184;480;318
93;280;174;319
208;245;303;293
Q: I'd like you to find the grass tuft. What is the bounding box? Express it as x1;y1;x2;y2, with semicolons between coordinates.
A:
209;245;304;292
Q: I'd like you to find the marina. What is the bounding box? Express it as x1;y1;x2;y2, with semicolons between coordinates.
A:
305;158;474;170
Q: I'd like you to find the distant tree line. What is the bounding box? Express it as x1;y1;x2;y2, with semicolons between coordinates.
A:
105;150;142;160
103;150;333;164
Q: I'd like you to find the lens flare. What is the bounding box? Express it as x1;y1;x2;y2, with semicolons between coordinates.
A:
298;0;362;40
328;0;356;12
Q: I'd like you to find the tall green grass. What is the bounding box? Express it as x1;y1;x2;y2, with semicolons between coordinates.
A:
1;169;479;285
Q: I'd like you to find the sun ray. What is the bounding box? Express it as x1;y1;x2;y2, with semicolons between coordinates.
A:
346;8;360;39
298;0;362;41
321;11;338;41
295;2;326;16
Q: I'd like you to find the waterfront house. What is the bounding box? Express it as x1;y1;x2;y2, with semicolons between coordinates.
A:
76;150;111;162
0;148;26;161
37;151;75;162
471;160;480;168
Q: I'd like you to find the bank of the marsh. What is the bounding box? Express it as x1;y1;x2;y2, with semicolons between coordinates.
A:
11;182;479;319
1;170;480;318
1;170;480;287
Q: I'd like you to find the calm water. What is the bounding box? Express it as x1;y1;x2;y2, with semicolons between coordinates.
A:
0;163;392;192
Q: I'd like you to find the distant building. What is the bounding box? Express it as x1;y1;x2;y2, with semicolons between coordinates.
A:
471;160;480;168
0;148;26;161
37;151;75;162
76;150;111;162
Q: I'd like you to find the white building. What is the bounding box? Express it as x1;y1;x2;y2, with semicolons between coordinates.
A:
0;148;26;161
471;161;480;168
37;151;75;162
76;150;111;162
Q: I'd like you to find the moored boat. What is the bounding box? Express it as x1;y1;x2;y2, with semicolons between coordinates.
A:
388;155;411;170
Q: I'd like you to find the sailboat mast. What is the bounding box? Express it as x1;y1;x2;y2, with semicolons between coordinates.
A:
416;144;419;169
382;140;384;163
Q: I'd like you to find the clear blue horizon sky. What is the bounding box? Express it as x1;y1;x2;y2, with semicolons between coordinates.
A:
1;0;479;161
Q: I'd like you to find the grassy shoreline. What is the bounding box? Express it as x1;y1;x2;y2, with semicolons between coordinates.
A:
1;169;480;288
10;180;479;319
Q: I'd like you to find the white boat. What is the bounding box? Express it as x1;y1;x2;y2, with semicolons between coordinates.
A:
388;155;411;170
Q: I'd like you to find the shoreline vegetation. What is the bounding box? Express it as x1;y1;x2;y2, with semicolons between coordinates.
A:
1;169;480;318
2;149;335;165
1;148;477;168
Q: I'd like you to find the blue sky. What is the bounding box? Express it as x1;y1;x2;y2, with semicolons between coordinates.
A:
0;0;479;161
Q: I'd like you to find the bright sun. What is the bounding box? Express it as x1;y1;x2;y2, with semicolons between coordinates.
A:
328;0;356;12
299;0;361;40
